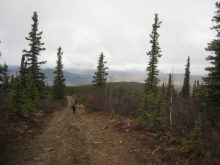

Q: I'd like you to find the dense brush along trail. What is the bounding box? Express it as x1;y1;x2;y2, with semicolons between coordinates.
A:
4;96;187;165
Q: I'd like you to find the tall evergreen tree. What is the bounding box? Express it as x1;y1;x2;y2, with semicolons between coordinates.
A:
22;12;46;98
144;13;162;94
180;56;191;98
203;2;220;119
52;47;66;99
19;55;28;89
2;62;10;90
92;52;108;89
140;14;164;130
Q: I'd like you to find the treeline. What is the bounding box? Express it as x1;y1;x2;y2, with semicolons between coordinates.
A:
66;81;143;96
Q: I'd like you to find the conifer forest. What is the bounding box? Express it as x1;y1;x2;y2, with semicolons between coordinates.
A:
1;2;220;164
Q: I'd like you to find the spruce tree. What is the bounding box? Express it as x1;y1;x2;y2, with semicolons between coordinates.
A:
22;12;46;98
9;74;15;89
203;2;220;119
2;62;10;90
144;13;162;94
192;80;197;99
23;74;41;112
166;73;172;99
180;56;191;98
19;55;28;89
140;13;164;130
92;52;109;89
8;74;24;118
192;80;204;99
52;47;66;99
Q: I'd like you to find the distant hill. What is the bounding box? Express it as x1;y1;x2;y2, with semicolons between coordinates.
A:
8;67;205;87
8;67;93;86
42;69;93;86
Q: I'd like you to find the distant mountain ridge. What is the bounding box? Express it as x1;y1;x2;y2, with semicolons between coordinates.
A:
8;68;93;86
8;67;205;87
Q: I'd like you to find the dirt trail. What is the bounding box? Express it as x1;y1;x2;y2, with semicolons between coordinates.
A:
7;96;151;165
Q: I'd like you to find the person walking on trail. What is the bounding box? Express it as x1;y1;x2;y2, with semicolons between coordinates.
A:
72;100;77;114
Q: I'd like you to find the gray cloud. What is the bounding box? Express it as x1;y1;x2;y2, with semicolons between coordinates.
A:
0;0;217;75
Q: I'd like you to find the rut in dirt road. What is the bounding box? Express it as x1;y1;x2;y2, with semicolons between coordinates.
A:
8;96;145;165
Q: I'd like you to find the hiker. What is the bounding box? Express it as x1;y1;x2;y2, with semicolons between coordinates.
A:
72;103;75;113
72;100;77;113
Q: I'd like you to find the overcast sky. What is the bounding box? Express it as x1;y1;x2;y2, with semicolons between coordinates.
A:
0;0;218;75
